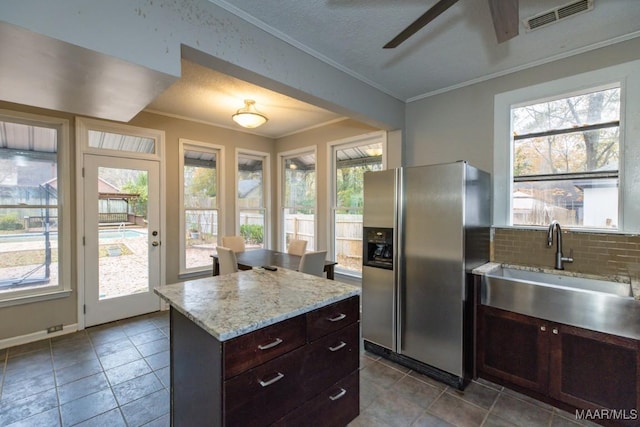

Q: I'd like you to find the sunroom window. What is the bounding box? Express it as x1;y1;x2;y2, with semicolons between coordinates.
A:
180;141;221;273
0;113;70;303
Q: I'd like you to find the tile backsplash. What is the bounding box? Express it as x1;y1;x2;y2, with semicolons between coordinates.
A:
491;227;640;278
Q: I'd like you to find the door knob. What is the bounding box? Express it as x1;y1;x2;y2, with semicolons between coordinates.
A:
152;241;160;247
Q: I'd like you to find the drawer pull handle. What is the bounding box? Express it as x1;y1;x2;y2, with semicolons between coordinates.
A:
258;338;283;350
329;388;347;401
258;372;284;387
327;313;346;322
329;341;347;352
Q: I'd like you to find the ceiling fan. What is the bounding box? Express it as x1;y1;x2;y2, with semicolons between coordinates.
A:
383;0;519;48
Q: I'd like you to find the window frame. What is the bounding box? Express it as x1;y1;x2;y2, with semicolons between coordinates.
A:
178;139;224;275
277;146;317;252
493;59;640;232
235;149;270;250
0;109;71;307
327;131;387;277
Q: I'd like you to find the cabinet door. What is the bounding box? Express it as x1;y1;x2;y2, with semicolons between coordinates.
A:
549;324;640;414
478;306;549;393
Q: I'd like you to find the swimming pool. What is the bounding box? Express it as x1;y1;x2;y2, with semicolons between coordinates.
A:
99;230;147;240
0;229;146;243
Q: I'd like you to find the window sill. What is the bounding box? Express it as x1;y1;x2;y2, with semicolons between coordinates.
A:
0;289;73;309
178;269;212;281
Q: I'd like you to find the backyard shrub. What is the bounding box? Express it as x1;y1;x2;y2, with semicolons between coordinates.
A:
0;213;25;231
240;224;263;244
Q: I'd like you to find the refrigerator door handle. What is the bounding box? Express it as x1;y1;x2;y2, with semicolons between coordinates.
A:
394;167;403;353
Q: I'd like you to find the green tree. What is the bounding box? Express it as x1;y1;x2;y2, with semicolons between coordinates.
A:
122;172;148;218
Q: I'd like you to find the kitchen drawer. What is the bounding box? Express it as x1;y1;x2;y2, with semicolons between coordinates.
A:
224;345;307;427
223;315;306;379
302;321;359;399
307;296;359;341
274;371;359;427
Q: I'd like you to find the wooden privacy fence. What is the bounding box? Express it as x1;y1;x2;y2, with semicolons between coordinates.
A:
285;214;364;270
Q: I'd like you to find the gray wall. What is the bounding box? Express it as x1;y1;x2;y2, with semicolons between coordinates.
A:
405;37;640;173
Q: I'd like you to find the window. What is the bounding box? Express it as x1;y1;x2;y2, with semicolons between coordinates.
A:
280;149;316;251
0;110;71;305
237;151;269;249
493;59;640;232
512;87;620;228
180;140;223;273
330;132;386;276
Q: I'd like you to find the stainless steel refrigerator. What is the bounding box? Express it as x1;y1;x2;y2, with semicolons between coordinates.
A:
362;161;490;389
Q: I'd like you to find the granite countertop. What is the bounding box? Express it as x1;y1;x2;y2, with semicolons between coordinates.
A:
154;268;360;341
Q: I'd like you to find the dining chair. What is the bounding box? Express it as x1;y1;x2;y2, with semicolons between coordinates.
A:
222;236;246;253
299;250;327;277
217;246;238;275
287;239;308;256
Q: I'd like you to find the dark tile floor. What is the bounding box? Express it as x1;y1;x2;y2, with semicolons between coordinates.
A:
354;352;599;427
0;311;170;426
0;310;598;426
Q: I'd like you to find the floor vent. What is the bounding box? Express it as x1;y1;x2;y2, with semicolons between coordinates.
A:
524;0;593;31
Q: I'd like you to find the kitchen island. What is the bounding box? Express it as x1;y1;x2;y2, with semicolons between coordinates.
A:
154;268;361;427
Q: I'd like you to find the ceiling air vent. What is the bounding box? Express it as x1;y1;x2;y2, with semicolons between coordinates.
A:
524;0;593;31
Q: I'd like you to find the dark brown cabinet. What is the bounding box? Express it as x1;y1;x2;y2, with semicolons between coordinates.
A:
549;324;639;413
477;305;550;394
171;296;360;427
478;305;640;425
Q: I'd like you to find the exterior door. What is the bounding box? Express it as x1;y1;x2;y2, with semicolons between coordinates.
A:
83;154;161;326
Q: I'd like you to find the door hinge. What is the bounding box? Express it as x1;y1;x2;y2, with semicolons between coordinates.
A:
83;304;86;314
82;167;85;178
83;236;85;246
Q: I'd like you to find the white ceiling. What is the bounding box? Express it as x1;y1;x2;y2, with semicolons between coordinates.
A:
145;0;640;138
207;0;640;101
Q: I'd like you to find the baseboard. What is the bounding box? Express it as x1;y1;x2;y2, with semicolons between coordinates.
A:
0;323;79;350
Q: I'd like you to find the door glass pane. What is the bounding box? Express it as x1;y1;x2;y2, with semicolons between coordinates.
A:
283;153;315;251
239;155;265;249
97;167;149;299
184;149;218;270
334;142;383;274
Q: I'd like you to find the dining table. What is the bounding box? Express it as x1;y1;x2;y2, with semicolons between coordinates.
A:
211;248;337;280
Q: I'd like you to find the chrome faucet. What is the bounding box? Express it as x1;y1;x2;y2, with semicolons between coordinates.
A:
547;220;573;270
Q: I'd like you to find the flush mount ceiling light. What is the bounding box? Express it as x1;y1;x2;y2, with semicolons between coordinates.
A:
232;99;268;129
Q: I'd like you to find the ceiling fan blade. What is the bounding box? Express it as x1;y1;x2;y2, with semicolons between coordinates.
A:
488;0;519;43
384;0;460;49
